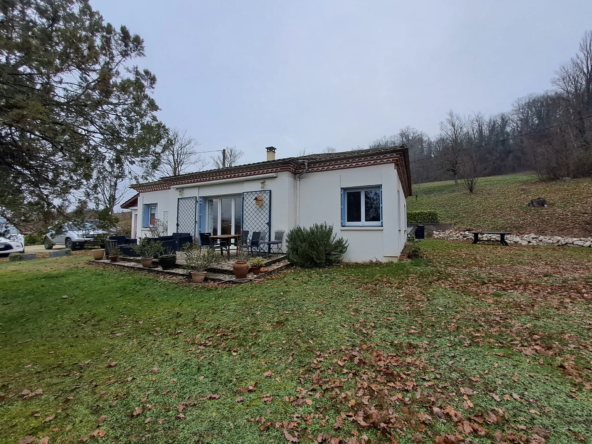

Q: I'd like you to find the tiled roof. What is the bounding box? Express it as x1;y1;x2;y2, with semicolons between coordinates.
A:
131;146;411;196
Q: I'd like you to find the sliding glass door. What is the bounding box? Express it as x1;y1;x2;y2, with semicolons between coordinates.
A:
207;196;242;242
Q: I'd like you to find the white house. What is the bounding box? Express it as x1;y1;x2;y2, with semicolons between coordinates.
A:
122;146;412;262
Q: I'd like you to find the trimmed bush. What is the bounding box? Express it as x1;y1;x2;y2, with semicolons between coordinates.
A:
286;223;348;268
9;253;25;262
24;233;44;246
407;211;439;224
64;249;72;256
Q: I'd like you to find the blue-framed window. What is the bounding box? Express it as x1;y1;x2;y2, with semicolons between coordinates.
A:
142;204;157;228
341;186;382;227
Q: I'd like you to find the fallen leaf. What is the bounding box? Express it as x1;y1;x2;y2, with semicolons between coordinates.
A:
98;415;108;425
43;415;55;423
489;393;501;402
107;362;117;368
176;414;185;420
132;406;143;417
283;429;299;442
264;371;274;377
38;438;50;444
91;429;106;438
18;437;35;444
236;397;244;403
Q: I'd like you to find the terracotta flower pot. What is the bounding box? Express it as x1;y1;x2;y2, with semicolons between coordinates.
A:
191;271;207;283
250;266;261;276
141;257;153;268
233;261;249;279
92;249;105;260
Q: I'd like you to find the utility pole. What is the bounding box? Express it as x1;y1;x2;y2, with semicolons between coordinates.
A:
222;148;226;168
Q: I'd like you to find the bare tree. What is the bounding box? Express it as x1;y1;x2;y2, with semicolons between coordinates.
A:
322;147;337;153
439;111;467;184
158;129;206;177
297;148;308;156
211;147;244;168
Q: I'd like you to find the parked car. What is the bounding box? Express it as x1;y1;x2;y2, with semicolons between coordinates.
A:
0;218;25;258
44;220;107;250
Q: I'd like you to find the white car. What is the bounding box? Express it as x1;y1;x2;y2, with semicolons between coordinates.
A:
0;218;25;258
44;220;107;250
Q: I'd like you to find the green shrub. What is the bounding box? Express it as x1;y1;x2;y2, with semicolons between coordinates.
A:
64;249;72;256
249;257;266;268
286;223;348;268
9;253;25;262
407;210;439;224
406;241;424;259
24;233;44;246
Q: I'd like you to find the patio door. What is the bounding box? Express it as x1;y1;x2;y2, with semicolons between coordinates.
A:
176;197;197;238
206;196;243;243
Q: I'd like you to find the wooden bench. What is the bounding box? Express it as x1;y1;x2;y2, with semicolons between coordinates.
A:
469;231;511;246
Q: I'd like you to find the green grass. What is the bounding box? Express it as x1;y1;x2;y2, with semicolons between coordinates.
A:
407;173;592;237
0;245;591;443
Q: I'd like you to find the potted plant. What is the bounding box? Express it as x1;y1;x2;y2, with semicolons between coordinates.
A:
109;246;121;262
183;243;222;283
158;247;177;270
233;248;250;279
249;257;266;275
92;248;105;260
132;238;163;268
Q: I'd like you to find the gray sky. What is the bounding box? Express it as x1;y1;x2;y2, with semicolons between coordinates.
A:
95;0;592;166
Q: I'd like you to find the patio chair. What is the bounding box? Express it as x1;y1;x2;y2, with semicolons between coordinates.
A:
248;231;264;256
199;232;226;255
238;230;249;250
261;230;285;254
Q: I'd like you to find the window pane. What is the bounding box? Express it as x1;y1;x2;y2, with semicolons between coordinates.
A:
221;198;232;235
234;197;242;236
149;205;157;226
209;200;219;235
346;191;361;222
365;189;381;222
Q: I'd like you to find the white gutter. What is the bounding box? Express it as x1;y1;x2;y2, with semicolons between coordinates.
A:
170;173;278;189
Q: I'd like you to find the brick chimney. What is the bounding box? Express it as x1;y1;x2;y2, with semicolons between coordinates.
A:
266;146;276;161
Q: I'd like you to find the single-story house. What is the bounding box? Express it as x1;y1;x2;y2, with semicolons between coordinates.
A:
123;146;411;262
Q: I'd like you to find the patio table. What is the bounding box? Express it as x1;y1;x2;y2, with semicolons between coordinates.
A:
209;234;241;258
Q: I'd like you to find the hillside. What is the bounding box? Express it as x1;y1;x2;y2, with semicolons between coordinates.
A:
407;173;592;237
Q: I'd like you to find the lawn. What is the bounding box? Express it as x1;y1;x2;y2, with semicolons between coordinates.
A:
0;242;591;444
407;173;592;237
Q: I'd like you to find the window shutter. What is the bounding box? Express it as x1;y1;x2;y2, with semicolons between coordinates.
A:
142;205;149;228
340;189;345;226
380;187;383;226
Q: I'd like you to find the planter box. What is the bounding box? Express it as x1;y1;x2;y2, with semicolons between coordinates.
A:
49;250;67;258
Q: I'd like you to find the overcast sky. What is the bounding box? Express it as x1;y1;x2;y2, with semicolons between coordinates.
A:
94;0;592;166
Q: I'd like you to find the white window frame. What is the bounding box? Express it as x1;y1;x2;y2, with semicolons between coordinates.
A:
206;195;242;240
343;186;382;227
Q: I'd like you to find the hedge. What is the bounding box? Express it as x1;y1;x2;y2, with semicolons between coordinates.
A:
8;253;25;262
407;211;439;224
24;233;45;246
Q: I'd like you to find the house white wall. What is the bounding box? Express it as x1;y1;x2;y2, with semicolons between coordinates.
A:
297;164;406;262
133;164;407;262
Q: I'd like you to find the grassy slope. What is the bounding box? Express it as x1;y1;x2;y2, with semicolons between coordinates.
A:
407;173;592;237
0;248;591;444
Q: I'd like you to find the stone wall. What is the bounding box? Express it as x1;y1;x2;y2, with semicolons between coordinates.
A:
433;230;592;248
